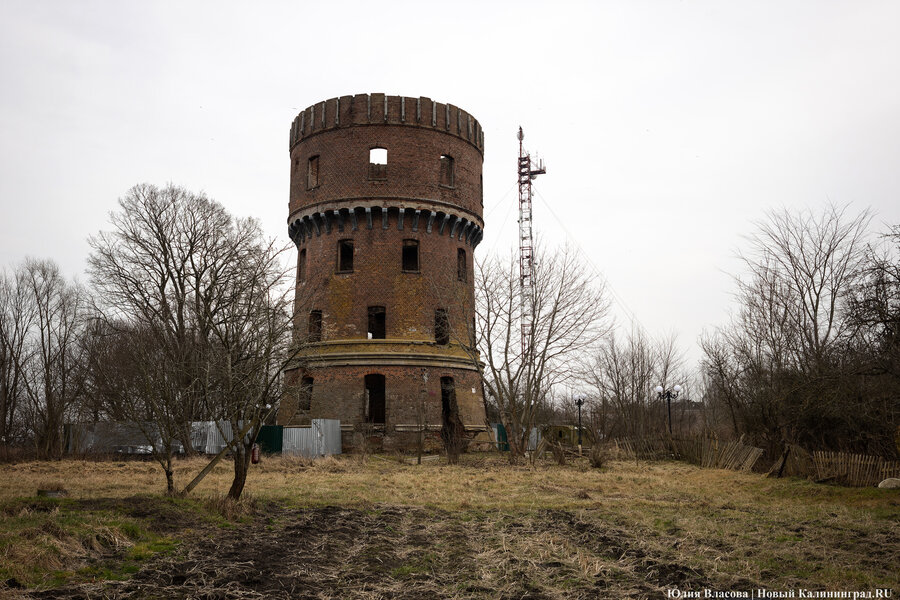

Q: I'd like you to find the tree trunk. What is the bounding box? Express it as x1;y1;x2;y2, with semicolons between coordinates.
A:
228;445;249;500
179;430;197;457
165;458;175;496
165;469;174;495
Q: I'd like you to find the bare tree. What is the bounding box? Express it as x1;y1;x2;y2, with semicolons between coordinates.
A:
745;204;871;370
700;204;886;455
16;259;90;458
584;327;685;439
88;183;230;455
195;225;295;500
475;244;611;463
89;184;303;497
0;267;35;449
847;225;900;378
84;318;186;494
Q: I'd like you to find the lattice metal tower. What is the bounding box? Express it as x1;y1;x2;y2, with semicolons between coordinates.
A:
517;126;545;354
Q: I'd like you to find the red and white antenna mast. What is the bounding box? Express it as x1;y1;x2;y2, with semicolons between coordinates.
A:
517;126;545;355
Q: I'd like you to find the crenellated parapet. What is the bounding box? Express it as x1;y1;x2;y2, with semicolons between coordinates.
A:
289;94;485;155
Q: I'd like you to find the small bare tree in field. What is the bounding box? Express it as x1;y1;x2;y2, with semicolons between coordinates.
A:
193;228;296;500
474;245;611;464
89;183;309;498
85;319;185;494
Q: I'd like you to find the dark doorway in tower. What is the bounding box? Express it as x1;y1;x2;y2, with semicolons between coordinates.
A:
441;376;464;461
365;374;386;424
440;377;456;421
368;306;386;339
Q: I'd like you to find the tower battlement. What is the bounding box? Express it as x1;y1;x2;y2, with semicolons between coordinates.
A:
289;94;484;155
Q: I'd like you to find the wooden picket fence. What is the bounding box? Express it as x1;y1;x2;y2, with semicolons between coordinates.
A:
812;451;900;487
612;434;763;472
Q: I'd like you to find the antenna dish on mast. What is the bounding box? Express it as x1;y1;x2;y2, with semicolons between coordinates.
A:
517;126;524;142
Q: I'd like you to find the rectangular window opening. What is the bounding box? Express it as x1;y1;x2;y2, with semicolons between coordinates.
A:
298;248;307;282
368;147;387;180
338;239;354;272
435;308;450;345
440;155;455;187
299;376;314;411
307;155;319;189
402;240;419;272
457;248;466;282
308;310;322;342
368;306;386;339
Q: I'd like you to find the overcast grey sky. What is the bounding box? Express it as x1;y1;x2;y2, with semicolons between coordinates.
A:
1;1;898;368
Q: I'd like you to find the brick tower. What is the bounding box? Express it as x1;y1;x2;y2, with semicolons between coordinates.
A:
278;94;487;449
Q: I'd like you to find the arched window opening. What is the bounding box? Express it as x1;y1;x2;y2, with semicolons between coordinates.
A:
337;239;354;272
364;374;386;424
440;376;456;418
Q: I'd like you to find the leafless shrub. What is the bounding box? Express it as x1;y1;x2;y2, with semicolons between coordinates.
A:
352;423;375;463
589;445;608;469
550;442;567;466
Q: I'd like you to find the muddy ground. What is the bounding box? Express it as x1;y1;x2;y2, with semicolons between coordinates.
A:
21;501;755;600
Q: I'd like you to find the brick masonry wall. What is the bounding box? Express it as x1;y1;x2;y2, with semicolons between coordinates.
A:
280;365;484;430
278;94;487;444
289;125;484;223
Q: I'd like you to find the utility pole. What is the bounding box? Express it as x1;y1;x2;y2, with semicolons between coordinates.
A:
574;394;585;456
517;127;545;355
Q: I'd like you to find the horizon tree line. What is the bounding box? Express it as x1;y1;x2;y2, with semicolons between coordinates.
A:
2;187;898;485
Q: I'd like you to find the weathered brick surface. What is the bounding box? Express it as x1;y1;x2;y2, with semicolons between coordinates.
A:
278;94;486;444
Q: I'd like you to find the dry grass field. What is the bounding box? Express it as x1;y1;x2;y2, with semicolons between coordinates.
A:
1;453;898;599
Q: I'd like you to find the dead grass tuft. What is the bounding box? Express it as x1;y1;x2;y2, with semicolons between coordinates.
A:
311;455;348;473
36;480;68;493
203;493;257;521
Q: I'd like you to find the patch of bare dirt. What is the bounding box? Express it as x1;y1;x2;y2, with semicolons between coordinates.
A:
22;504;755;599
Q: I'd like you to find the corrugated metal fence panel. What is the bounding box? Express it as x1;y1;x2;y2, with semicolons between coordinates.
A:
190;421;231;454
189;421;250;454
528;427;541;451
283;419;342;458
317;419;342;456
282;426;316;458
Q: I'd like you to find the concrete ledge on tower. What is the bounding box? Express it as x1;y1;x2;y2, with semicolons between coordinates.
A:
296;339;482;370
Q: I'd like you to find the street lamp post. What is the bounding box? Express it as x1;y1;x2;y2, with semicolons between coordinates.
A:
654;384;682;437
574;394;586;455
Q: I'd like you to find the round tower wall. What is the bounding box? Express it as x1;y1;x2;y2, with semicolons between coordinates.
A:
280;94;487;445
